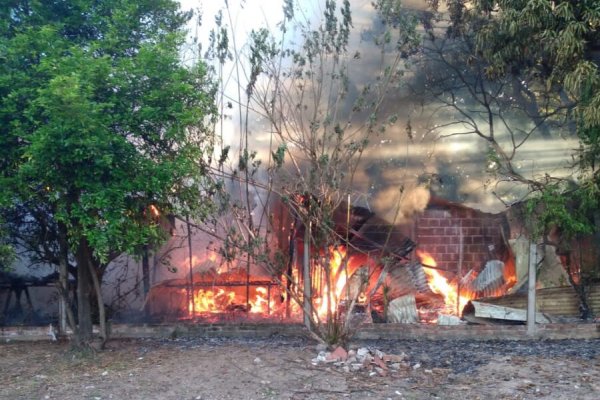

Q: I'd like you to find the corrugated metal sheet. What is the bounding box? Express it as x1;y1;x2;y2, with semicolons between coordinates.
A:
387;294;419;323
478;285;600;317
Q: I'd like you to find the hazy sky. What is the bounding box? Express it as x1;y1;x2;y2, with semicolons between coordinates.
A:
176;0;579;215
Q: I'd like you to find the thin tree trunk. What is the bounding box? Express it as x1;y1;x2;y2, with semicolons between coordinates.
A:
142;245;150;296
303;223;312;329
88;258;108;348
57;223;77;338
76;243;93;342
142;245;151;320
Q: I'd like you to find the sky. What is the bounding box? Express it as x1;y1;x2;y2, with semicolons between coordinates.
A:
175;0;580;216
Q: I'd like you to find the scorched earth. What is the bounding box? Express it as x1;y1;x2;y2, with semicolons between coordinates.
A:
1;336;599;399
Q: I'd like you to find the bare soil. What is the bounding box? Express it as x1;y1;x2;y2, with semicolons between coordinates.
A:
1;336;599;400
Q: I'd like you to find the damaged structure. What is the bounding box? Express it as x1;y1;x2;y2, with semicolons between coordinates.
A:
2;195;599;332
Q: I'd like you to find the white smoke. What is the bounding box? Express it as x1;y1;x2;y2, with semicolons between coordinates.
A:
372;185;430;223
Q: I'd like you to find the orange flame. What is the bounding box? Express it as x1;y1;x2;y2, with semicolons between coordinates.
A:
315;247;350;318
416;250;473;315
188;288;235;313
187;285;276;315
149;204;160;218
252;286;277;313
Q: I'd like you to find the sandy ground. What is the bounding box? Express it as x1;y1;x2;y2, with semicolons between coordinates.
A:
1;336;599;400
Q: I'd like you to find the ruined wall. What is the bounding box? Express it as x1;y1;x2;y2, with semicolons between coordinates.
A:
414;199;508;273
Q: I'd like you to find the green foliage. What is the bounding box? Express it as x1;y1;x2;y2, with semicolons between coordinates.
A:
271;143;287;169
470;0;600;128
578;85;600;177
0;0;218;263
526;183;597;241
0;222;15;270
439;0;600;314
445;0;600;232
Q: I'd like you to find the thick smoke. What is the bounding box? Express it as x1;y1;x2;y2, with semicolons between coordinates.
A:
372;185;430;223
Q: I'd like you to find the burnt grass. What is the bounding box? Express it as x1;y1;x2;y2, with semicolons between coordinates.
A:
361;338;600;373
149;335;600;374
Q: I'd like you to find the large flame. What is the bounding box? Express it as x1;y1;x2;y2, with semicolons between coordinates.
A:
315;247;349;318
417;250;473;315
188;285;275;315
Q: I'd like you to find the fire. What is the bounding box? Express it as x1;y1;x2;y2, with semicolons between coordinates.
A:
187;285;275;315
250;286;275;313
148;204;160;218
315;247;350;318
357;292;367;304
188;288;235;313
416;250;473;315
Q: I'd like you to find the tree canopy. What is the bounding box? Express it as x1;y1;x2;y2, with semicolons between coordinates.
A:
426;0;600;315
0;0;218;343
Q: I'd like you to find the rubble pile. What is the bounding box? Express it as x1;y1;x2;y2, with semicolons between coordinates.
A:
311;345;424;377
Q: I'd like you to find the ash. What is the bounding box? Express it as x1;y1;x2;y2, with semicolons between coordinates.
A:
358;338;600;373
139;335;600;374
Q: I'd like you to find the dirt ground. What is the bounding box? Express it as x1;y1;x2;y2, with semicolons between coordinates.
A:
1;336;599;400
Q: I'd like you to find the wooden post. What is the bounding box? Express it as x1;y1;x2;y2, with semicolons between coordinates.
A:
527;243;538;336
457;222;463;316
303;222;311;328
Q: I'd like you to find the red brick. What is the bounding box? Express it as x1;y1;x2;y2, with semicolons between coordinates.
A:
418;218;432;227
442;253;459;262
445;227;458;236
462;218;477;227
418;227;437;236
417;236;438;245
467;227;483;236
461;253;474;262
428;219;441;227
438;219;452;227
472;236;484;244
435;245;447;254
425;209;451;218
446;245;459;254
431;227;447;236
418;245;435;254
448;235;461;245
450;209;462;218
327;346;348;362
466;244;478;253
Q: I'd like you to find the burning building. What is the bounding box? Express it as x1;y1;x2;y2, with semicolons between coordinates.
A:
136;193;531;325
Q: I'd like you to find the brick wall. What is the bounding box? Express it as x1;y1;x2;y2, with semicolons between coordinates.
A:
415;203;507;273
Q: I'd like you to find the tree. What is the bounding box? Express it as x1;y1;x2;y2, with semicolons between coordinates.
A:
418;13;575;196
199;0;421;345
0;0;218;346
424;0;600;316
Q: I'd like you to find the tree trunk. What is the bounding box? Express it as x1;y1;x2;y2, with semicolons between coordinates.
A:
142;245;150;296
303;224;312;329
57;223;77;338
142;245;151;320
88;259;108;348
76;240;94;342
